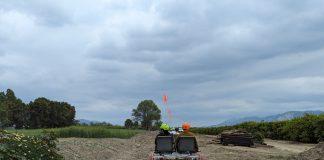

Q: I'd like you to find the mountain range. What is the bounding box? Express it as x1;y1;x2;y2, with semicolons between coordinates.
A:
77;119;101;125
216;110;324;126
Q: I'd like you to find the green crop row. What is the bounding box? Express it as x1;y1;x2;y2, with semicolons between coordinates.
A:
192;114;324;143
8;125;142;139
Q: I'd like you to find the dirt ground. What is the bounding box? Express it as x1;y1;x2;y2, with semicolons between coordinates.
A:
294;142;324;160
57;131;318;160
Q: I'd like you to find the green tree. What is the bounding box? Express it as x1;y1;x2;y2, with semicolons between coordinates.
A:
153;120;163;130
314;114;324;141
4;89;26;129
124;119;133;128
282;114;318;143
133;121;139;128
132;100;161;130
27;97;75;128
0;91;9;128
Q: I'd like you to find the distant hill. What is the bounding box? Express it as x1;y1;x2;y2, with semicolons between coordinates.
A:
77;119;100;125
216;110;324;126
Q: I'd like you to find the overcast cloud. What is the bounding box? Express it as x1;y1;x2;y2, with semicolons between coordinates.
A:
1;0;324;126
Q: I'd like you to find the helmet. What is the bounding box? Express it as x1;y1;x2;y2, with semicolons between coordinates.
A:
182;122;190;131
160;123;170;131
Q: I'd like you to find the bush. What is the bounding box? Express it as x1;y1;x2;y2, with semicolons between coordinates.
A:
0;130;63;160
192;114;324;143
191;126;233;135
253;132;265;144
281;114;322;143
124;119;133;129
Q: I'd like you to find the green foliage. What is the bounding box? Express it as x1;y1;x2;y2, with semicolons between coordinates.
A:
0;92;9;128
124;119;133;129
253;132;265;144
50;126;141;138
9;126;142;139
314;118;324;142
0;130;63;160
152;120;163;131
192;114;324;143
2;89;27;129
191;126;233;135
89;122;114;126
262;121;286;140
27;97;76;129
281;114;322;143
0;89;76;129
132;100;161;130
7;129;45;137
133;121;139;128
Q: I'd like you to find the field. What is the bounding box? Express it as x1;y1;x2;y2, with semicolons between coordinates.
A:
7;126;142;139
4;127;323;159
57;131;318;160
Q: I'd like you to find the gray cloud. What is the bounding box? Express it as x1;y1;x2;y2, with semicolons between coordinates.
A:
1;0;324;126
0;0;72;27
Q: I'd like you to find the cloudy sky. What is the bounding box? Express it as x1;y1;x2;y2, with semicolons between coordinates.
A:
1;0;324;126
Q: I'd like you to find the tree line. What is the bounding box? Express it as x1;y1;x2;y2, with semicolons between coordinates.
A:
191;114;324;143
0;89;75;129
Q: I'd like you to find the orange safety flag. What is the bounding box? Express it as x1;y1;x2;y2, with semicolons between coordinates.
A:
163;94;172;120
162;94;168;104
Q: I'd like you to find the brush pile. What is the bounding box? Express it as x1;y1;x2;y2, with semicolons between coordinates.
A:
219;130;254;147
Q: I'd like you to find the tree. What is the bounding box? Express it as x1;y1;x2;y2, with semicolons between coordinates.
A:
4;89;26;129
124;119;133;128
132;100;161;130
27;97;75;128
0;88;77;129
0;104;9;128
153;120;163;130
133;121;139;128
0;91;9;128
27;97;50;128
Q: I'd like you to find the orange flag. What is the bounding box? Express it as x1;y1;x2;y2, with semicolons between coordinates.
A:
162;94;168;104
163;94;172;120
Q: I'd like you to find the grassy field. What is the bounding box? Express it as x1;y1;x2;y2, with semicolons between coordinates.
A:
7;126;142;138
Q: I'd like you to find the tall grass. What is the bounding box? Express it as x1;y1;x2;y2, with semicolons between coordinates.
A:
7;129;44;136
7;126;142;139
50;126;141;138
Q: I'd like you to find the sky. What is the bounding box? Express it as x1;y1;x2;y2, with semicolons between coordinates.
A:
1;0;324;126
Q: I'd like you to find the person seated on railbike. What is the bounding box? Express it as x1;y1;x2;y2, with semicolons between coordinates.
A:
155;123;174;151
156;123;172;137
175;122;198;153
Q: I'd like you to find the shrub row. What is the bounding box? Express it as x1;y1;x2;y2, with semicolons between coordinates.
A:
192;114;324;143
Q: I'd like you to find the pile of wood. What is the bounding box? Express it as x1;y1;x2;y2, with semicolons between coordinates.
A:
219;130;254;147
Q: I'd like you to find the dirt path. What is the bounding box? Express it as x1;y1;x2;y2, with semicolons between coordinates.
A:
58;132;316;160
58;132;157;160
265;139;316;153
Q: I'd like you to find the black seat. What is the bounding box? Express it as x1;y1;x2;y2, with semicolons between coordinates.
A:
155;136;174;153
176;136;198;153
